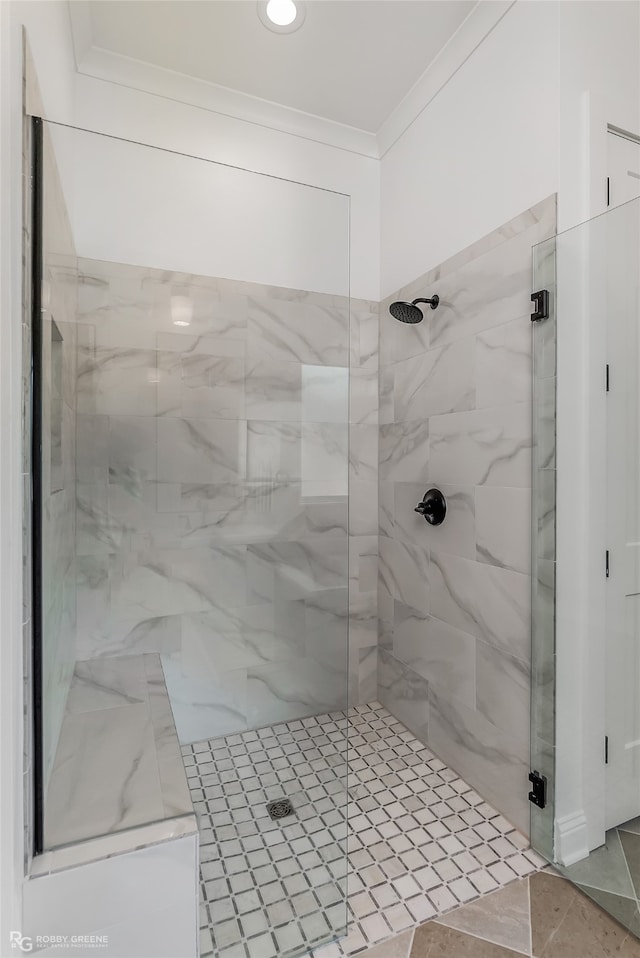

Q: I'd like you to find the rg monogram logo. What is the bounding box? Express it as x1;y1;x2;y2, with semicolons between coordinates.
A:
9;932;33;952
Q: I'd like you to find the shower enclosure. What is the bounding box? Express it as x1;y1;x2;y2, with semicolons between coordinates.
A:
29;115;356;956
531;192;640;934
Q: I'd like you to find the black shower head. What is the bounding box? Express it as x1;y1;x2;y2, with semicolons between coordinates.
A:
389;295;439;324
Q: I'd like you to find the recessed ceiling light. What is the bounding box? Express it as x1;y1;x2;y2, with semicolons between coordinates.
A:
257;0;306;34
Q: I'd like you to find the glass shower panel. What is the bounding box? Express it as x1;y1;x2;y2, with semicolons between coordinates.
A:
531;195;640;936
35;120;349;956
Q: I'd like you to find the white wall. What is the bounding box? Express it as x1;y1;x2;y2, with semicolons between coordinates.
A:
70;75;378;300
380;0;558;298
0;1;75;949
50;122;349;296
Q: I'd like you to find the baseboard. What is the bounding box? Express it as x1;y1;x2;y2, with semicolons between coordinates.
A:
555;810;589;866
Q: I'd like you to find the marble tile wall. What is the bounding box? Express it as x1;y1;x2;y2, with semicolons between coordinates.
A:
377;197;557;835
72;258;378;742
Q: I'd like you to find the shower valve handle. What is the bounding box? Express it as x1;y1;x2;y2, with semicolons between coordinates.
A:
414;489;447;526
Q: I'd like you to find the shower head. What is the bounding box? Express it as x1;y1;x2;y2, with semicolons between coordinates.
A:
389;296;439;324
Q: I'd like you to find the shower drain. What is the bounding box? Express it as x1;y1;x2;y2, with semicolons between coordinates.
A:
266;798;294;821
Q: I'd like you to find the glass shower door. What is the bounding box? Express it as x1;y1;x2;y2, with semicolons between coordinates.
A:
33;118;350;958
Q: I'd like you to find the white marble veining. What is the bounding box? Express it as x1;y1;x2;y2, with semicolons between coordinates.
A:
71;257;377;746
44;654;193;850
428;403;532;488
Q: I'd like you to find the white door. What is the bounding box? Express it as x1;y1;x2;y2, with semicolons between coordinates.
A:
605;186;640;829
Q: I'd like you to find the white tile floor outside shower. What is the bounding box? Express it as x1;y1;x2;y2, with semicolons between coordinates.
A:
183;703;543;958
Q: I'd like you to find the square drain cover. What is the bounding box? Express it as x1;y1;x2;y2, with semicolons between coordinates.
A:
266;798;294;821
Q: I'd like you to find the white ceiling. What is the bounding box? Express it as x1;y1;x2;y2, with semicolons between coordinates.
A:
76;0;477;133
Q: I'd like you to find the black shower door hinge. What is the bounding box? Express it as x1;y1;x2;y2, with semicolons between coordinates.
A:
531;289;549;323
528;770;547;809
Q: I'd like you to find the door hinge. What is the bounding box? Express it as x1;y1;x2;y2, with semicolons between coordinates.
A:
607;176;611;207
606;364;610;392
531;289;549;323
606;550;610;578
605;735;609;764
528;770;547;809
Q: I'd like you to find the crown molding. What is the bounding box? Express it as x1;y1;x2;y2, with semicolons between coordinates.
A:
377;0;516;157
68;0;516;161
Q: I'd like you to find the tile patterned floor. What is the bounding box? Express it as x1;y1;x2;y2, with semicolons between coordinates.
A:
182;703;544;958
357;870;640;957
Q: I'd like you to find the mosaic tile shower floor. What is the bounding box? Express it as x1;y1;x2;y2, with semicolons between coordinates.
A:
182;703;543;958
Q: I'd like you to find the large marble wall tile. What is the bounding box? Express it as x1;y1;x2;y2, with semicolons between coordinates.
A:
472;562;531;662
248;299;348;366
44;703;164;847
428;403;532;488
379;480;395;539
300;422;349;496
157;352;245;420
301;364;349;423
76;483;123;556
246;657;347;728
156;331;245;360
247;538;348;604
351;645;378;707
393;339;475;422
429;551;530;662
76;414;109;483
393;601;476;709
349;535;378;593
379;420;430;482
349;425;378;484
77;347;158;417
476;319;532;409
350;301;378;370
378;649;429;743
350;366;378;426
379;365;394;425
475;485;531;574
75;257;361;737
379;536;430;616
246;421;301;481
475;639;530;749
66;656;148;714
428;228;538;351
349;590;378;651
428;685;529;834
157;418;244;483
394;481;475;559
245;359;302;421
427;550;477;637
181;604;305;673
109;417;158;487
348;479;378;536
161;651;247;742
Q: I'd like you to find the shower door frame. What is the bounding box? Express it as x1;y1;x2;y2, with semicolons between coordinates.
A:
29;114;45;857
